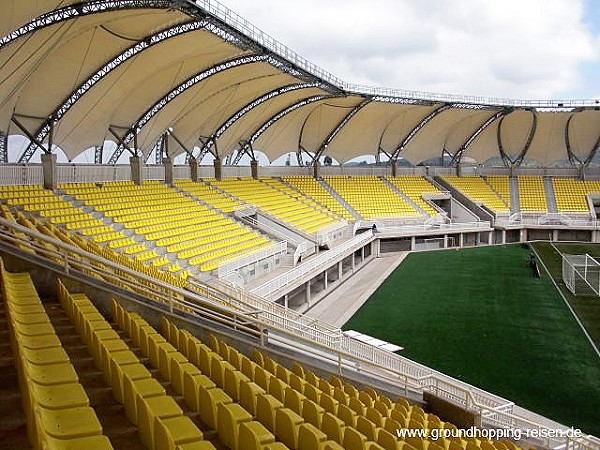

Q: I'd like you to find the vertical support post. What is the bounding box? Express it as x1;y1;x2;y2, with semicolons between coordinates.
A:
284;294;289;309
305;281;311;307
163;157;173;187
251;159;259;179
130;156;142;186
189;156;199;182
324;270;328;290
411;236;416;250
391;160;397;177
313;162;319;178
338;261;343;280
94;145;103;164
580;164;586;181
41;153;57;191
47;120;54;156
459;233;464;248
133;127;139;160
0;131;7;163
214;157;222;181
443;234;448;248
519;228;527;242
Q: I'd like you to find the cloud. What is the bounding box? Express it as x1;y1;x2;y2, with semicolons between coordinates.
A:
220;0;600;99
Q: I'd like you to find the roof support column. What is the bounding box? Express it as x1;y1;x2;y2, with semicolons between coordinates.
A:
391;160;397;177
214;157;222;181
94;145;103;164
580;164;587;181
0;132;7;163
313;161;320;179
251;159;259;179
189;156;199;182
163;157;173;187
130;155;142;186
41;153;57;191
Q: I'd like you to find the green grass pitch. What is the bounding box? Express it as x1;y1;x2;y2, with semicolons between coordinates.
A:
342;244;600;436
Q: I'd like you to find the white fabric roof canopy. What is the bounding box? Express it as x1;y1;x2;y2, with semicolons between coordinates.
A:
1;0;599;166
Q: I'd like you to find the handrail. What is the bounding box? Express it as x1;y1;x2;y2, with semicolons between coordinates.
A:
498;213;600;228
357;220;492;234
0;217;598;449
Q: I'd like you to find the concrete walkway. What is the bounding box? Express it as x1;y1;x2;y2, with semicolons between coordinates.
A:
305;251;409;328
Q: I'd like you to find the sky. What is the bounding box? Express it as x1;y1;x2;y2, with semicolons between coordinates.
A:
219;0;600;101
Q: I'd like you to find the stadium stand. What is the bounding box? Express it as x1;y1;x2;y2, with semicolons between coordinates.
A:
1;259;114;449
552;178;600;213
61;181;275;273
2;0;600;447
517;176;548;213
485;176;512;211
174;179;243;214
207;177;344;234
0;254;529;450
323;176;421;220
440;176;510;214
385;176;444;217
282;176;355;221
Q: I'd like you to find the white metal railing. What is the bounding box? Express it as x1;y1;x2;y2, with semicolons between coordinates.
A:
498;213;600;228
219;270;244;288
251;230;375;298
217;240;287;278
192;0;599;109
358;219;492;235
0;217;598;449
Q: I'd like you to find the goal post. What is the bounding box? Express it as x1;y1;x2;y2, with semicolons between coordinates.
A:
562;253;600;297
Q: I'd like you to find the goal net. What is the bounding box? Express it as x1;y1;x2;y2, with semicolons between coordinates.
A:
562;253;600;297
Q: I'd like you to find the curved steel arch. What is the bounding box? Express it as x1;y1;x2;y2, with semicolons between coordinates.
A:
239;94;334;154
314;98;372;162
497;109;538;166
108;53;269;163
200;82;322;156
565;112;600;167
0;0;178;50
390;104;453;161
565;113;581;166
450;108;510;165
17;19;208;163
